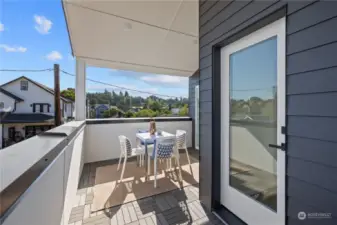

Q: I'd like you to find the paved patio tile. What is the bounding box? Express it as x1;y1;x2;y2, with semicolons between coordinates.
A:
69;150;222;225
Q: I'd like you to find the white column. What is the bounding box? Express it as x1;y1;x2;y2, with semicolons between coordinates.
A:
0;124;2;149
75;59;86;121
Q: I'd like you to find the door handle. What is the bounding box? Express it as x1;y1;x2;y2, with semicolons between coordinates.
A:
268;143;286;151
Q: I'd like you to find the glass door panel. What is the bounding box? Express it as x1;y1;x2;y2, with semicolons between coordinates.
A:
229;37;278;211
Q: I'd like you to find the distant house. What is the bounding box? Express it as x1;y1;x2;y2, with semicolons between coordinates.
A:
0;76;74;148
91;104;110;118
129;106;142;113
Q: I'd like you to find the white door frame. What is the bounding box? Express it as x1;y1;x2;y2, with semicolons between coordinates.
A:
195;85;200;150
220;18;286;225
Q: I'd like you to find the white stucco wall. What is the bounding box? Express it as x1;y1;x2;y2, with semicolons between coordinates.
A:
1;122;85;225
84;119;192;163
0;92;15;112
61;125;85;225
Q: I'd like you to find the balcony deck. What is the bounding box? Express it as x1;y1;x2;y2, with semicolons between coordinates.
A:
68;149;222;225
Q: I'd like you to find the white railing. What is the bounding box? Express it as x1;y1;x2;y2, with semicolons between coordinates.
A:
84;117;192;163
0;117;193;225
1;121;85;225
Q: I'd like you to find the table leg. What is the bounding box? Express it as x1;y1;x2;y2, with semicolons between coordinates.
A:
145;144;148;179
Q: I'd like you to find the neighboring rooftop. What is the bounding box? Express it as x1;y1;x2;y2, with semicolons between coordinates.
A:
0;112;54;124
0;88;24;102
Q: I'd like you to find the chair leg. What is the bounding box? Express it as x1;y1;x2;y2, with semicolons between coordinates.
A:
154;158;157;188
117;152;123;171
185;147;191;166
185;147;193;175
169;158;172;170
148;155;151;175
120;156;127;182
175;157;183;182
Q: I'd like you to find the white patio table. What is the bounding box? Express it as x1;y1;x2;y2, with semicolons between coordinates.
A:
136;131;175;176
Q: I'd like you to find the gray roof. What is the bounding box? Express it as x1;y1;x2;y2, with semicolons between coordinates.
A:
0;112;54;124
0;88;24;102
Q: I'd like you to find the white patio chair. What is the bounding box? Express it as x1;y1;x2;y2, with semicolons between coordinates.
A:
147;136;182;188
117;135;145;182
175;130;191;167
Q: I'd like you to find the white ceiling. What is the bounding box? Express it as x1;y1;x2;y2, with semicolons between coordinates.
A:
63;0;199;77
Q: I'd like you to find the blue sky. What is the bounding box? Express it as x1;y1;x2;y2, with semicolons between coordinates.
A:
0;0;188;98
230;37;277;100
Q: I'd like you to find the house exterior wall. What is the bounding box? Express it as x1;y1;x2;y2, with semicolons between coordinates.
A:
2;124;25;139
0;92;15;112
65;102;74;118
1;78;73;117
197;1;337;224
2;79;56;114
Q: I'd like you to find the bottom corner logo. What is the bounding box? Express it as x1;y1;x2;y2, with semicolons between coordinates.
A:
298;211;307;220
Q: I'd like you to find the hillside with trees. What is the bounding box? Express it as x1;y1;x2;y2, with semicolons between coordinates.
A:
62;88;189;118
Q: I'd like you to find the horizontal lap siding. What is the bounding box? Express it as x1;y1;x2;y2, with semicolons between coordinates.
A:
286;2;337;224
189;72;199;120
199;0;337;224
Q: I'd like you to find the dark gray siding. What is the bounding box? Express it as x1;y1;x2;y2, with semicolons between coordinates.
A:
199;0;337;224
188;71;199;120
189;71;199;149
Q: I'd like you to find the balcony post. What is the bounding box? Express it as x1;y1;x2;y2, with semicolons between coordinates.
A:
75;58;86;121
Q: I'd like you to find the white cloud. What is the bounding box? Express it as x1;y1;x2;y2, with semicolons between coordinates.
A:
0;23;4;32
34;15;52;34
0;44;27;52
140;74;188;86
46;51;62;61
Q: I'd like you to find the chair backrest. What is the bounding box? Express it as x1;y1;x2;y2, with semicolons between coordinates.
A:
176;130;187;149
118;135;132;157
155;136;176;159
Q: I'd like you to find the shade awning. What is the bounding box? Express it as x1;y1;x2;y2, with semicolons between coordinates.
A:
62;0;199;77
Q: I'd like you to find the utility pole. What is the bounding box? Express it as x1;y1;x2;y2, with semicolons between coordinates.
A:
54;64;62;126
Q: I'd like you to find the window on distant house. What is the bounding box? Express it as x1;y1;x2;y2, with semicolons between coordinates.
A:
20;80;28;91
0;102;4;109
40;104;44;113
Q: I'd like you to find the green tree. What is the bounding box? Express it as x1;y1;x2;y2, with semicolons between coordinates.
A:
61;88;75;101
124;111;135;118
179;104;189;116
149;100;162;112
103;108;118;118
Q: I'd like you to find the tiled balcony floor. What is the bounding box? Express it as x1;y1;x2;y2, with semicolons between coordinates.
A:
68;149;224;225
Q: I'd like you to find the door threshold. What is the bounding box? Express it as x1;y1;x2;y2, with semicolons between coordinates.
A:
213;211;229;225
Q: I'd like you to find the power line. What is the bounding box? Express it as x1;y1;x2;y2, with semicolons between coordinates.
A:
0;67;186;99
60;69;183;99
